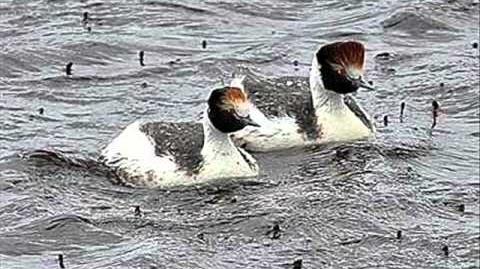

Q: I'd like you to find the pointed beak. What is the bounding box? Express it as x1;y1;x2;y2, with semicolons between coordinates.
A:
358;79;375;91
351;77;375;91
242;115;260;127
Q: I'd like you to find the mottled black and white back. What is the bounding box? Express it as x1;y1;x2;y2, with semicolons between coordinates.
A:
100;86;260;187
231;41;376;152
231;75;320;151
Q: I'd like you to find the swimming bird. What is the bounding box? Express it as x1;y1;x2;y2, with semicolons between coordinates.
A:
100;86;260;187
231;41;375;152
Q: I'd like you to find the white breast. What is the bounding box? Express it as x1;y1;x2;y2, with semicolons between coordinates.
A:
100;120;259;187
232;103;374;152
315;107;374;143
198;122;259;179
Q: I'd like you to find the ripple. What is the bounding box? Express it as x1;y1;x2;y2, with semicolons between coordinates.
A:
0;0;479;268
382;7;456;35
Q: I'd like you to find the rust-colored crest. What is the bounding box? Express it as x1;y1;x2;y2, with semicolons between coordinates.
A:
225;87;247;104
220;87;248;110
317;41;365;71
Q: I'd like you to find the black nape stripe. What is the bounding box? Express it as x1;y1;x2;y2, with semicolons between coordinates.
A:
236;147;256;170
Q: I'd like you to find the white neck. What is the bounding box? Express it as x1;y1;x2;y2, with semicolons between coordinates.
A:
199;109;258;179
201;111;237;157
308;54;373;141
309;55;347;114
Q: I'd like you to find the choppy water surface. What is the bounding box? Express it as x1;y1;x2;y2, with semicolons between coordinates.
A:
0;0;479;268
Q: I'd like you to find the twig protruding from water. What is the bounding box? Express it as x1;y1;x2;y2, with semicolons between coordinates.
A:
134;205;141;217
139;51;145;66
266;223;281;239
293;259;302;269
82;12;91;32
58;254;65;269
442;245;449;257
431;100;440;129
400;102;405;122
66;62;73;76
196;232;205;241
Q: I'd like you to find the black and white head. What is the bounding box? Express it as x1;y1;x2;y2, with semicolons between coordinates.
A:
207;86;259;133
315;41;373;94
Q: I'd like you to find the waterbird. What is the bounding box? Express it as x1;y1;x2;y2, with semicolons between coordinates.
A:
231;41;375;152
100;86;260;187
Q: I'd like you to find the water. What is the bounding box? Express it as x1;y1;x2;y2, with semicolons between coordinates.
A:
0;0;479;268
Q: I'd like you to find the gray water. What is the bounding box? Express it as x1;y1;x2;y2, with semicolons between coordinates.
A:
0;0;479;268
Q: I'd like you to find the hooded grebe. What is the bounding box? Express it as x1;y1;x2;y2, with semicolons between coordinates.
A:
100;86;260;187
232;41;375;152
